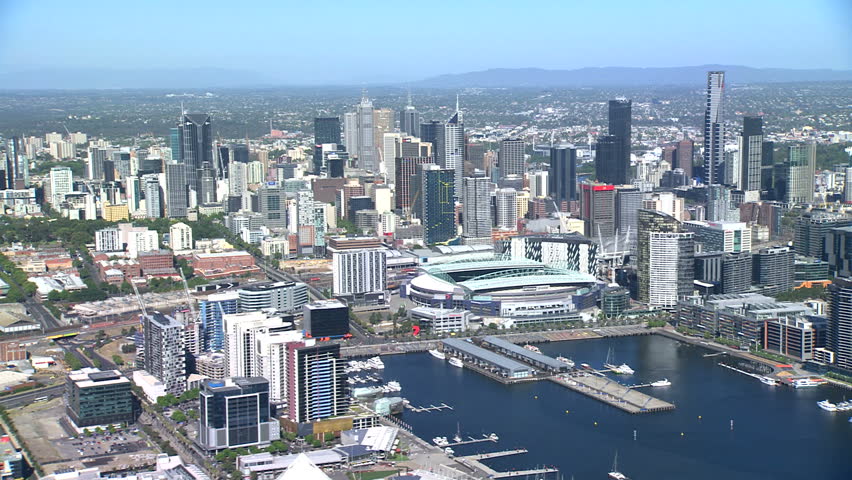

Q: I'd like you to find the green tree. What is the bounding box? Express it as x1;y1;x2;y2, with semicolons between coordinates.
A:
171;411;187;423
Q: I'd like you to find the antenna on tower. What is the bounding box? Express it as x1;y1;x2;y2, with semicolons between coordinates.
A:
455;93;460;113
407;88;413;107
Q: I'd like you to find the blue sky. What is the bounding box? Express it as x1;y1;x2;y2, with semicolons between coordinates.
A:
0;0;849;83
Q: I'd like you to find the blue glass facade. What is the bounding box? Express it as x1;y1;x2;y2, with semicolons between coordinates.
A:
199;294;238;351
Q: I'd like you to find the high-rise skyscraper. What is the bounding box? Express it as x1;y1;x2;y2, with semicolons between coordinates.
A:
436;101;464;199
703;71;725;185
782;143;816;205
738;116;763;200
595;135;626;185
395;156;431;211
143;173;162;219
581;182;615;239
637;209;694;307
48;166;73;206
284;342;349;423
549;147;577;206
373;108;394;170
499;138;525;177
608;98;632;181
179;113;213;203
342;112;359;155
142;312;186;395
401;94;420;138
418;164;456;244
357;94;377;171
198;377;279;451
675;138;694;179
314;117;341;175
198;291;239;352
496;188;518;230
169;127;182;163
164;163;188;218
828;277;852;373
462;176;492;243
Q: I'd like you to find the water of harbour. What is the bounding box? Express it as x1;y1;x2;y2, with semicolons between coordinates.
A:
380;335;852;479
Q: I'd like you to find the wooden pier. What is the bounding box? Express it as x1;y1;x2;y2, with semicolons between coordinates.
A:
459;449;528;461
493;468;560;478
549;374;675;414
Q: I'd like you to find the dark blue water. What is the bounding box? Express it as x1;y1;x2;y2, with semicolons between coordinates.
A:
380;335;852;479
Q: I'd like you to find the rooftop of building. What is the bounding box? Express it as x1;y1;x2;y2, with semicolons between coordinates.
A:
69;368;129;388
442;338;531;373
303;299;346;310
481;336;567;370
193;251;252;259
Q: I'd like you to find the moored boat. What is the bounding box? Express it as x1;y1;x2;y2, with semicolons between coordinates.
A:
428;349;446;360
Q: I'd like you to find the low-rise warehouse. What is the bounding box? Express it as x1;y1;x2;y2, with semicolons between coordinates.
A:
441;338;532;378
481;336;569;373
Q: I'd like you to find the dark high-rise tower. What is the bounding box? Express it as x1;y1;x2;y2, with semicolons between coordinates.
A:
703;71;725;185
400;94;420;138
675;138;695;179
595;135;626;185
314;117;341;175
419;121;440;150
608;99;631;176
738;116;763;198
549;147;577;204
179;113;213;202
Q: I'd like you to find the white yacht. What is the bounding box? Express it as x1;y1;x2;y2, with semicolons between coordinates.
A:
449;357;464;368
651;379;671;387
429;349;446;360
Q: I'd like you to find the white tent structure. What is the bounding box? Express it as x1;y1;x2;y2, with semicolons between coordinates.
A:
276;453;330;480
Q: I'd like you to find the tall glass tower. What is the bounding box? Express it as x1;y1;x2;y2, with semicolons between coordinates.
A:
703;71;725;185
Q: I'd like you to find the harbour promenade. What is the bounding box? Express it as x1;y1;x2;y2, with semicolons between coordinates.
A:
340;324;652;358
549;374;675;414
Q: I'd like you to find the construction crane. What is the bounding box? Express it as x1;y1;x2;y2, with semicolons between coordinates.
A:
550;199;572;234
131;282;148;318
178;267;197;322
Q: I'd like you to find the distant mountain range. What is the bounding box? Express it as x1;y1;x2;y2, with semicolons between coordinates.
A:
0;65;850;90
415;65;852;88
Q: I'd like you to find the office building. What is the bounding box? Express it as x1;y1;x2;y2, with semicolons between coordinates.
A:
738;116;763;200
638;209;694;306
675;138;694;179
400;94;420;137
410;307;471;333
303;300;349;338
706;184;738;222
284;342;349;424
496;188;518;230
752;246;794;295
549;146;577;205
223;310;294;378
721;252;752;294
417;164;456;244
164;163;188;218
764;316;825;361
615;186;643;240
436;104;465;199
703;71;725;185
88;147;111;180
462;176;493;243
499;138;525;177
684;221;752;253
257;185;287;230
198;291;239;352
314;117;341;175
170;222;193;251
595;135;625;186
580;182;615;239
237;281;309;313
48;166;73;206
355;95;377;171
143;174;162;218
828;277;852;372
794;212;851;258
827;226;852;277
95;227;122;252
782;143;816;205
608;98;632;180
66;368;134;428
142;313;186;395
395;156;431;211
332;248;386;300
178;113;214;201
198;377;279;451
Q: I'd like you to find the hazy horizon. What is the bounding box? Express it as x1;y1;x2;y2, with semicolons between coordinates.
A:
1;0;850;85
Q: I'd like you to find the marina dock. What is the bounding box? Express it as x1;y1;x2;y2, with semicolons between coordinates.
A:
457;450;558;478
405;402;454;413
459;449;528;461
549;374;675;414
444;434;499;447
